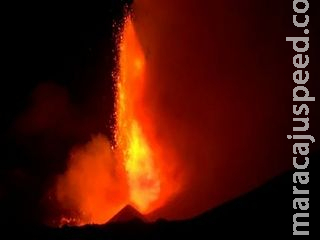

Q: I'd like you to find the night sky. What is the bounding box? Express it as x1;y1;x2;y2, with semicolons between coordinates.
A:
1;1;127;225
1;0;319;227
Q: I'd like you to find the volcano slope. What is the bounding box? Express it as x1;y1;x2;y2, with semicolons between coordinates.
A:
7;168;297;239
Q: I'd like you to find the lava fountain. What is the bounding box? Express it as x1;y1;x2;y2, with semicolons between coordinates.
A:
115;15;160;213
55;11;180;226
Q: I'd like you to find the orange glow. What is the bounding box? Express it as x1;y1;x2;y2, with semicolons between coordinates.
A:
115;16;161;212
57;135;128;225
56;135;128;225
54;13;181;226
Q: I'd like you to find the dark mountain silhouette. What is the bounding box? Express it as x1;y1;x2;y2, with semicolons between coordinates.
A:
108;205;146;223
6;169;296;239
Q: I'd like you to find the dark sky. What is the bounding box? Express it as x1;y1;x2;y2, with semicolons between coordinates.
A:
0;0;319;226
1;1;128;225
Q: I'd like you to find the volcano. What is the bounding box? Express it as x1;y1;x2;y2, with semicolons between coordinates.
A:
109;205;147;223
10;170;294;239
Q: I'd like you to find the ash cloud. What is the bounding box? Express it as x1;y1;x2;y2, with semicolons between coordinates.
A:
55;134;128;225
11;81;121;225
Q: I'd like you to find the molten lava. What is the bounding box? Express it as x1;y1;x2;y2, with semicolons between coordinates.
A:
115;16;160;213
55;13;180;226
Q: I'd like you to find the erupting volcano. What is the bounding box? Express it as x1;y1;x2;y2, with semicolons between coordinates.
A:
113;11;180;218
115;15;160;213
55;11;179;226
2;0;316;238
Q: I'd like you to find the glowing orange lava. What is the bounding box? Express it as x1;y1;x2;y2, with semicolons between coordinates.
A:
115;16;161;213
55;13;180;226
